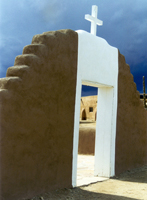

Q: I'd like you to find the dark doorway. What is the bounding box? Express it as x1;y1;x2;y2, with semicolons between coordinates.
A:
82;109;86;120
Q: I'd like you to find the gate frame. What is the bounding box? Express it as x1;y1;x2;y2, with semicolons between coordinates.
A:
72;30;118;187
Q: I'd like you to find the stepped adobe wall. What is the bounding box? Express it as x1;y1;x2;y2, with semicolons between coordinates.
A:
0;29;78;200
115;51;147;175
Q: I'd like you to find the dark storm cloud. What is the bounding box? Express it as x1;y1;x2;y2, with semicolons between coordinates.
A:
0;0;66;77
0;0;147;93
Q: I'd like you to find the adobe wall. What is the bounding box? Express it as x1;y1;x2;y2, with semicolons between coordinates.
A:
78;127;95;155
80;95;97;121
0;30;78;200
115;51;147;175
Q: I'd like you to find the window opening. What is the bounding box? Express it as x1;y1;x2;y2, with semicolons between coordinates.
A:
89;107;93;112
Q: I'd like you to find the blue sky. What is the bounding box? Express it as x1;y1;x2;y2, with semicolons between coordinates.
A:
0;0;147;96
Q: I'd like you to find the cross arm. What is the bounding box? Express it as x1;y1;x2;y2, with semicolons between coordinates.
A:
85;14;103;26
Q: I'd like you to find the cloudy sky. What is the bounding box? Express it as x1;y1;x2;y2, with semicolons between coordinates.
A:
0;0;147;96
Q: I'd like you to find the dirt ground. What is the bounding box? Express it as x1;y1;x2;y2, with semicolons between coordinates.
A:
25;165;147;200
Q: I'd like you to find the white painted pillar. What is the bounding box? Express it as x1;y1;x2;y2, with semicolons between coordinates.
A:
94;87;114;177
72;77;82;187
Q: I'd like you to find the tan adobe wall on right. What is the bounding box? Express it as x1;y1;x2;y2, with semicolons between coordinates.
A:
115;51;147;175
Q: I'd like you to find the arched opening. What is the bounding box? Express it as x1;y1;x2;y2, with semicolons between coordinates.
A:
81;109;86;120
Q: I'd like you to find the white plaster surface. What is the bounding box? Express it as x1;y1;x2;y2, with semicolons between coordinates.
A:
72;30;118;187
77;155;108;187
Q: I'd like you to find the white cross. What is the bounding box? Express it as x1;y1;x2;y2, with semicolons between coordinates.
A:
85;5;103;36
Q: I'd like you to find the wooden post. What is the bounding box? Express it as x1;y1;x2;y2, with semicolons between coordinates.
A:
143;76;146;108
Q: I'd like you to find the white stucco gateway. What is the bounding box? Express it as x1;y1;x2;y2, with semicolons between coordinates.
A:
72;30;118;187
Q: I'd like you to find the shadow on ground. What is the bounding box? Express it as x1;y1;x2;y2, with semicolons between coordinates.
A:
26;187;139;200
112;165;147;183
80;121;95;124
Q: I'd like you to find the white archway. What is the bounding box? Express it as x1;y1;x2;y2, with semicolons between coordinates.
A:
72;30;118;187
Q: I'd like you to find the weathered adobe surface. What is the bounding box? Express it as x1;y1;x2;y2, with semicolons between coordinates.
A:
115;51;147;175
0;29;78;200
78;126;95;155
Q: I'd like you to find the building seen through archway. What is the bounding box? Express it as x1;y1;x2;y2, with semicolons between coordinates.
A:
80;95;97;121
